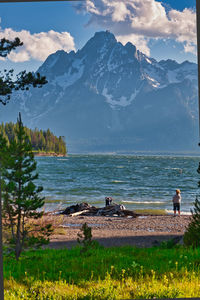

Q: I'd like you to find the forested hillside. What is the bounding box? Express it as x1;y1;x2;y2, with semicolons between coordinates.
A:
0;122;67;156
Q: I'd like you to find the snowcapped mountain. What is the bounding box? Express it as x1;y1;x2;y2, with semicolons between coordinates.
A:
0;31;198;153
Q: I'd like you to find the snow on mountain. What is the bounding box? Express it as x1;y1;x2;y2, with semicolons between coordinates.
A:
35;31;197;112
166;61;197;85
0;31;198;153
102;87;139;108
53;57;85;88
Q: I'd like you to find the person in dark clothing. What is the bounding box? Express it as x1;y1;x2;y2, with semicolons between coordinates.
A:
105;197;112;206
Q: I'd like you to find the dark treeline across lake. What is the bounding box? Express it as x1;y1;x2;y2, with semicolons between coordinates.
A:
36;155;200;213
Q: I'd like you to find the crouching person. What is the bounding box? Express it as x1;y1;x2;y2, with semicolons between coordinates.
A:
105;197;113;207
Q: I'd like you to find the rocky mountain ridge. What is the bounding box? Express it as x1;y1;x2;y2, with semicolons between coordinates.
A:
0;31;198;153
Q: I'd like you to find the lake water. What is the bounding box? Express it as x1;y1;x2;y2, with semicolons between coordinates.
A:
35;155;200;213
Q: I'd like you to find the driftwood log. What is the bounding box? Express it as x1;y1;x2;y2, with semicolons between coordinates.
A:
61;202;138;218
69;210;90;217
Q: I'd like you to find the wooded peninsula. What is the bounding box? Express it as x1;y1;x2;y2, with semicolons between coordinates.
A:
0;122;67;156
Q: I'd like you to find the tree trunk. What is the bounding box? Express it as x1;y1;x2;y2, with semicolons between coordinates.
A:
0;166;4;299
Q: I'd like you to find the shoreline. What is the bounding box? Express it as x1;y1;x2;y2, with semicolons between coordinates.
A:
43;204;192;216
43;213;191;249
34;152;67;157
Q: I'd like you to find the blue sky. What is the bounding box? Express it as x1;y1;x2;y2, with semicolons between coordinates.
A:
0;0;197;74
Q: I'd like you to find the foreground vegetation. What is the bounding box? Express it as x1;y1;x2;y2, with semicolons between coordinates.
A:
1;114;53;260
3;244;200;299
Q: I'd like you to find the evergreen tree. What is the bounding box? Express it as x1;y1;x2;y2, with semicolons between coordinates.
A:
0;37;47;105
184;164;200;247
183;197;200;247
0;133;7;297
1;113;52;260
0;122;67;155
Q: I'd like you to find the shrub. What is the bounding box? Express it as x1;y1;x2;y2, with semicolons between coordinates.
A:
77;222;100;253
184;197;200;247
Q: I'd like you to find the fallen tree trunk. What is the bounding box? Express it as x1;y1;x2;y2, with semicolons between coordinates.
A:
61;202;138;218
70;210;90;217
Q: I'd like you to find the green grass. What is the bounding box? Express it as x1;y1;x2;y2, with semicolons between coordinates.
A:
134;209;167;215
3;244;200;299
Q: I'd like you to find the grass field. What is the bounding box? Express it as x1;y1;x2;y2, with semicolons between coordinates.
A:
3;242;200;299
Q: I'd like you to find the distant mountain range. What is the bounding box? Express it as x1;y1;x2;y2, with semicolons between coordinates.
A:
0;31;198;153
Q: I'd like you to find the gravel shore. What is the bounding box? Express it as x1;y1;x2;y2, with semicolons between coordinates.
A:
47;214;191;249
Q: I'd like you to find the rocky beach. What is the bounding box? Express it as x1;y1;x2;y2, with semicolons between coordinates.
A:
46;213;191;249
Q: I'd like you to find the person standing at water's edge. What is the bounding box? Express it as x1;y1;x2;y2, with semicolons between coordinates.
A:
173;189;181;216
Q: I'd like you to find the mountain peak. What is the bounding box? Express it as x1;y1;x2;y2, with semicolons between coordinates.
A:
2;30;198;153
125;42;137;57
159;59;179;70
81;30;117;53
94;30;116;41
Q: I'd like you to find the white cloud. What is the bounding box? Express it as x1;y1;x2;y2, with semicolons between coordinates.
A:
78;0;196;56
110;2;130;22
0;28;75;62
183;42;197;55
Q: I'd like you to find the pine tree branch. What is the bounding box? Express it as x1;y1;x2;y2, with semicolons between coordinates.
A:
0;37;47;105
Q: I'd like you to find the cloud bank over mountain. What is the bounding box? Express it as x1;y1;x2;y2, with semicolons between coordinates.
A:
0;0;196;65
76;0;196;56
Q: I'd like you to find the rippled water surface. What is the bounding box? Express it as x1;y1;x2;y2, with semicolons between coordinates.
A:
35;155;200;212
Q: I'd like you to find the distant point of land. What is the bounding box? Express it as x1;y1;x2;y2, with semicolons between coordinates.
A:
0;122;67;156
